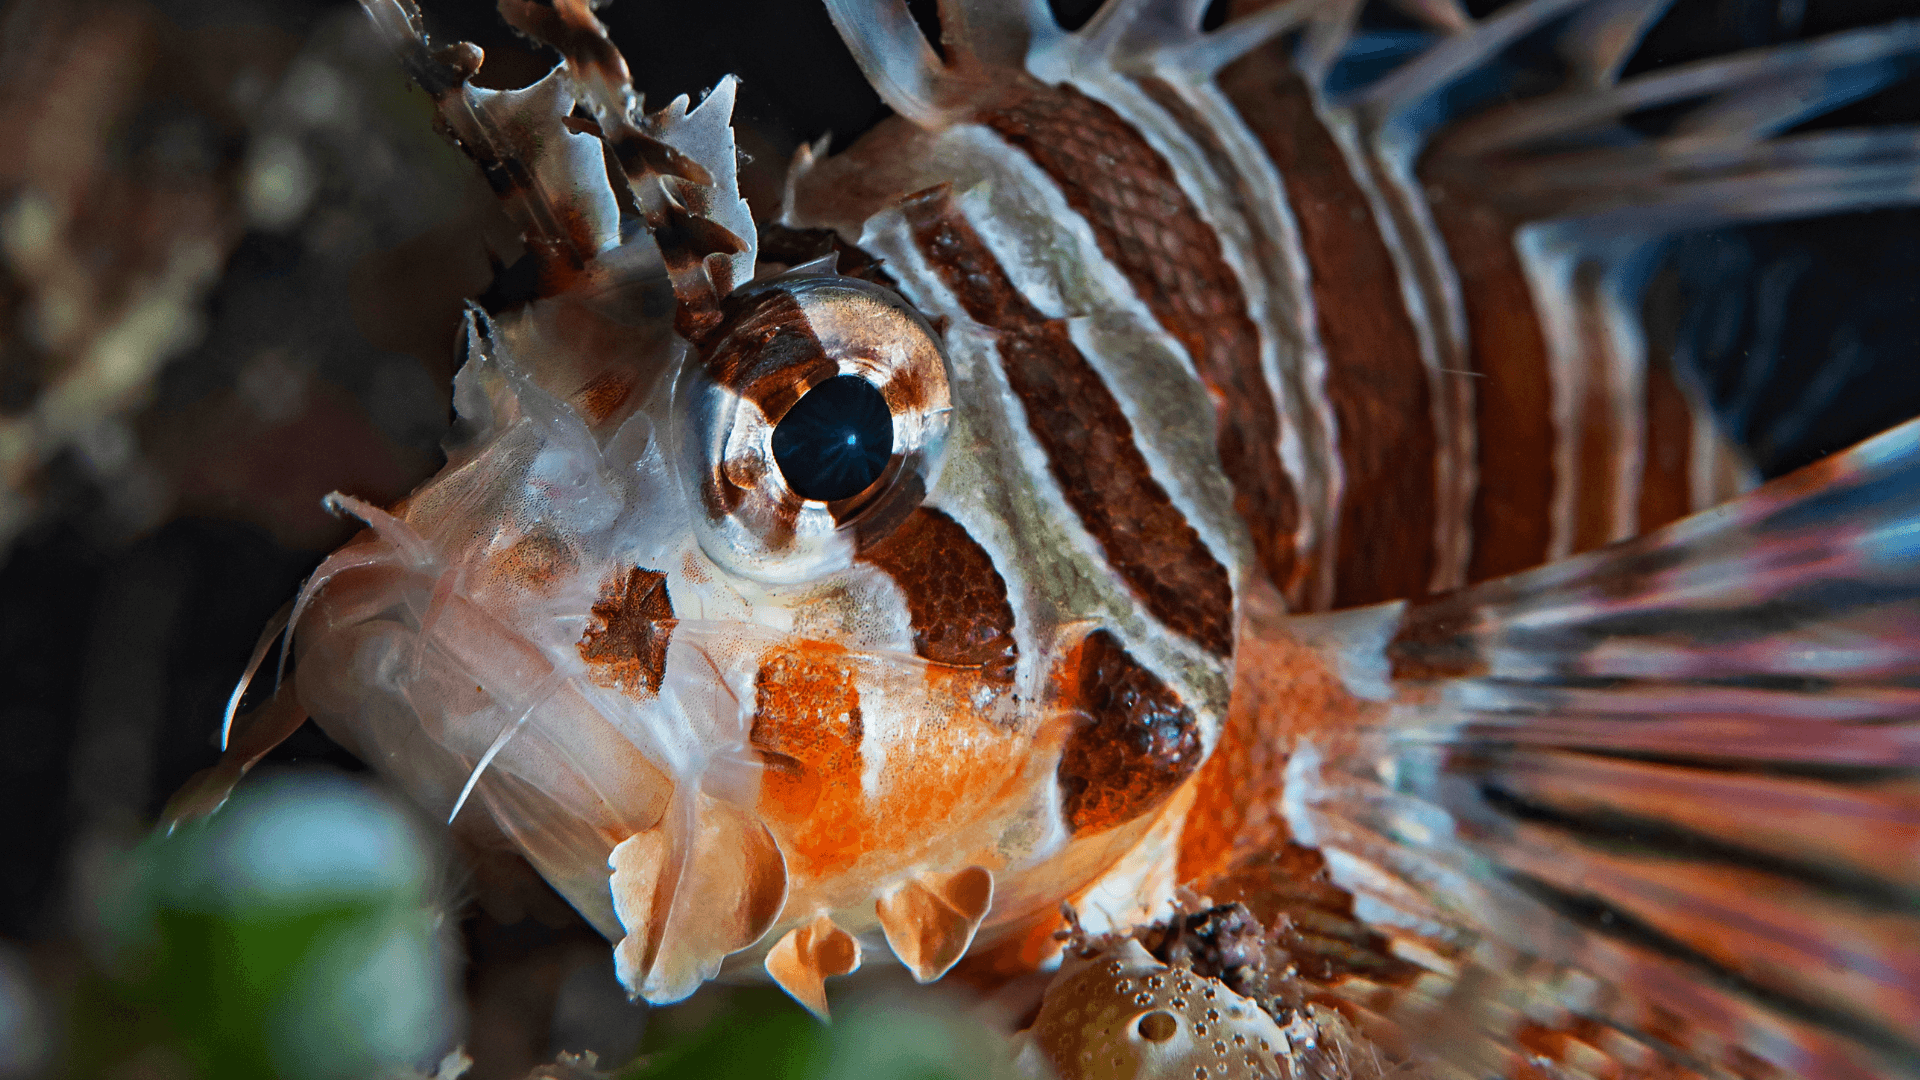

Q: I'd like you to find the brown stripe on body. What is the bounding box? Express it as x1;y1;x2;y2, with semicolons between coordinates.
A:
1214;63;1439;607
980;80;1301;600
1134;75;1332;611
1639;359;1695;535
1425;187;1557;583
1054;630;1202;834
858;507;1018;683
902;187;1234;657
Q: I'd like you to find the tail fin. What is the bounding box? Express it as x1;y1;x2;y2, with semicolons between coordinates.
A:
1281;415;1920;1080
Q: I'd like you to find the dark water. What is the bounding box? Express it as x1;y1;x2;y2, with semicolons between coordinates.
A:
0;0;1913;1072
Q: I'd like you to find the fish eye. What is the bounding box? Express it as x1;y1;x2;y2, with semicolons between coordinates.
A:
771;374;894;502
675;273;951;583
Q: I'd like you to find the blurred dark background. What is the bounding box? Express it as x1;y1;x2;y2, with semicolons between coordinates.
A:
0;0;1914;1075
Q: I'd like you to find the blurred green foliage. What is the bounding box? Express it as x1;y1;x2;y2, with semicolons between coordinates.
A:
54;770;1030;1080
68;773;459;1080
624;985;1023;1080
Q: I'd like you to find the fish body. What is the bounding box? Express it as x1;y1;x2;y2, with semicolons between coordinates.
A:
172;0;1920;1075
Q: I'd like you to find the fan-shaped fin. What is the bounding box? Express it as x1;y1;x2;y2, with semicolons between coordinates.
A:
764;916;863;1021
1280;415;1920;1079
875;866;996;983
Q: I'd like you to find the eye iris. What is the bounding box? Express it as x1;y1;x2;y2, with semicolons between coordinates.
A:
770;375;894;502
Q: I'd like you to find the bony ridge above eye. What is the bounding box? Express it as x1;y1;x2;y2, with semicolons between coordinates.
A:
673;272;952;584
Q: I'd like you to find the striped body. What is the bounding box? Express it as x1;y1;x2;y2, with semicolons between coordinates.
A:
169;0;1920;1075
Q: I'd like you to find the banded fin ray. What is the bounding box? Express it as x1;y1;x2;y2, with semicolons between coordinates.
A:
358;0;621;285
1419;15;1920;230
361;0;756;338
1282;416;1920;1080
494;0;756;337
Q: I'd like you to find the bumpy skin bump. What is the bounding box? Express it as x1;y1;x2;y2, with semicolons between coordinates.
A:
577;566;676;695
1056;631;1204;834
1024;938;1288;1080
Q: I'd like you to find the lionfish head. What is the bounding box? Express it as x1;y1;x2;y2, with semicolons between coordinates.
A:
272;0;1235;1015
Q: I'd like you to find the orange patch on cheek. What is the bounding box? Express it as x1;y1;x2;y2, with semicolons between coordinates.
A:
751;648;1035;886
750;642;870;879
866;670;1031;852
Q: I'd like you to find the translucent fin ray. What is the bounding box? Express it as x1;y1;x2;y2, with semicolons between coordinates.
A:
1555;0;1675;88
937;0;1060;71
1442;20;1920;159
495;0;756;339
1165;0;1340;79
1475;126;1920;229
1285;415;1920;1080
163;683;311;831
1357;0;1592;119
359;0;754;340
1386;0;1472;35
824;0;971;128
219;600;292;752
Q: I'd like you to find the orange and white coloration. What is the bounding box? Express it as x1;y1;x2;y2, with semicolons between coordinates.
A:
170;0;1920;1076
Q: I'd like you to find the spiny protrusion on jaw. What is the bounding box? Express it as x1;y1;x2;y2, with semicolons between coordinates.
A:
609;796;788;1005
765;915;863;1021
875;866;996;983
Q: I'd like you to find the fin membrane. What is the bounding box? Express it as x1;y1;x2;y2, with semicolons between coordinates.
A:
1285;415;1920;1080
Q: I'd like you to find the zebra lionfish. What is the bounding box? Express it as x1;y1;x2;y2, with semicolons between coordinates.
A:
171;0;1920;1076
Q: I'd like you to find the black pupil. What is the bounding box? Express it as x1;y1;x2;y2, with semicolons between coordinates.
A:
770;375;894;502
